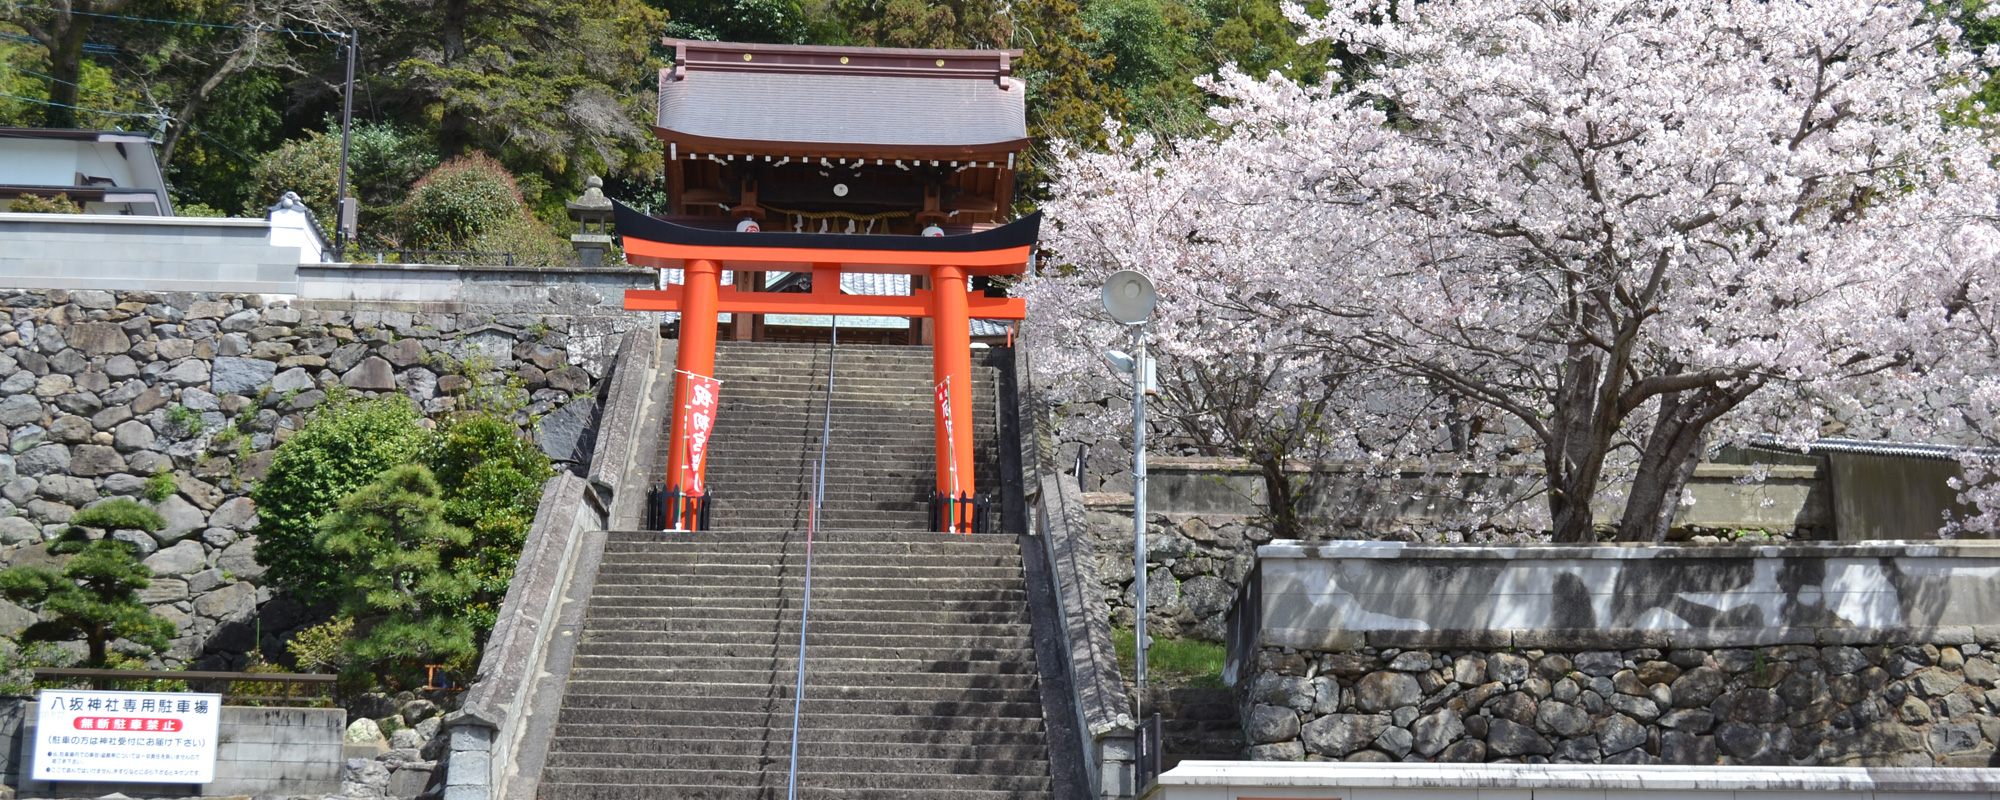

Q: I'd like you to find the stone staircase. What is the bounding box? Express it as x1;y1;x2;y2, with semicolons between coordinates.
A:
535;530;1057;799
687;341;1002;532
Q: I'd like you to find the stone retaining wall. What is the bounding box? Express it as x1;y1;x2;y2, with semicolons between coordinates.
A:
1239;639;2000;767
0;287;642;669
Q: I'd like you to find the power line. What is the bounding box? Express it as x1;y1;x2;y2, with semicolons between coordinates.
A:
0;61;123;98
0;89;158;119
0;30;114;54
1;3;347;37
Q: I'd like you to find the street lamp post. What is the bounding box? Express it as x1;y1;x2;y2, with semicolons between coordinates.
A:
1101;270;1157;712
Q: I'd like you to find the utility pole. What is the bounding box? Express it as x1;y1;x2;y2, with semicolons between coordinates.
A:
334;30;358;251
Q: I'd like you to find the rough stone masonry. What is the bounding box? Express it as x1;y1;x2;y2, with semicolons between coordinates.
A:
0;287;639;670
1241;642;2000;767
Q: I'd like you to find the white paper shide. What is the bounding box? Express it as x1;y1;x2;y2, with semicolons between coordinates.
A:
33;690;222;784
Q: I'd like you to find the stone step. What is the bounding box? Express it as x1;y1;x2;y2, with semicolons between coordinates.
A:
588;551;1023;568
588;575;1029;592
536;783;1048;800
549;736;1050;761
583;617;1032;637
560;680;1042;705
577;642;1039;662
569;654;1042;676
593;563;1023;580
566;668;1041;692
538;768;1050;794
544;752;1052;779
601;530;1015;547
553;707;1046;734
579;598;1029;617
540;722;1050;747
578;631;1034;651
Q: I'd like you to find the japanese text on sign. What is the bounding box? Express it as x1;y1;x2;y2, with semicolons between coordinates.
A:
34;690;221;784
680;371;721;495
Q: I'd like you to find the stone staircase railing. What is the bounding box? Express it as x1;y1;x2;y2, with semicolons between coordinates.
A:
1014;342;1138;800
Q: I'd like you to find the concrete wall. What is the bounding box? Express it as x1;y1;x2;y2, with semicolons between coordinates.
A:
1829;452;1976;542
298;263;654;313
0;700;342;797
0;214;301;293
1242;541;2000;655
1144;458;1830;537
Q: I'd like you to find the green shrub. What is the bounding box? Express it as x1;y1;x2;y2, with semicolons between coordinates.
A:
10;193;81;213
70;499;165;533
317;464;480;681
0;539;175;666
142;472;176;503
426;414;554;636
398;153;526;251
1112;628;1226;689
247;123;437;235
252;394;431;604
286;617;354;673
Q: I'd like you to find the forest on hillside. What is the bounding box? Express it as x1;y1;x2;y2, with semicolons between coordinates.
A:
0;0;1337;251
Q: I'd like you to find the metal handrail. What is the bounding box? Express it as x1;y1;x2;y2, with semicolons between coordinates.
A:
33;668;337;706
787;318;837;800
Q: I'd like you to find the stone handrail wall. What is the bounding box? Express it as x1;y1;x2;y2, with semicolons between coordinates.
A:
1232;541;2000;768
1016;342;1137;799
442;327;659;800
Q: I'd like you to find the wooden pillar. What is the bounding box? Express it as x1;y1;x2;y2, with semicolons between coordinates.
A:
730;271;755;341
930;264;975;523
665;258;722;492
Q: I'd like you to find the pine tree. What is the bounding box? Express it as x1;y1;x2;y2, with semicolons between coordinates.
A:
0;538;175;667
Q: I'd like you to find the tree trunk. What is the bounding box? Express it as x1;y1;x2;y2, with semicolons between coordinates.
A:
1616;384;1750;542
1545;351;1616;543
1258;454;1298;540
437;0;471;156
44;16;89;128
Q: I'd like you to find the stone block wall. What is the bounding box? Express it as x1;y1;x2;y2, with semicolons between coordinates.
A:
1239;639;2000;767
0;287;642;669
1084;501;1266;642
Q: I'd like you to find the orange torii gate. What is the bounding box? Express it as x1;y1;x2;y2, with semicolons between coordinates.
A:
617;203;1036;531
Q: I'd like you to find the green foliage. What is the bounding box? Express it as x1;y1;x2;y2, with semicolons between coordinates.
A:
252;394;431;604
142;472;178;504
1112;628;1226;689
166;405;204;436
0;640;78;696
286;617;355;673
70;500;166;533
9;193;82;214
175;203;230;218
426;415;555;635
0;540;175;667
660;0;823;43
395;154;570;263
247;123;439;238
316;464;480;681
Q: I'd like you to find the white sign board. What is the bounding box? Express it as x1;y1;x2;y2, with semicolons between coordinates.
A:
32;690;222;784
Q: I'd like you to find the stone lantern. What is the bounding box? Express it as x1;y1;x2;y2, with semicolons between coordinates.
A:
567;176;614;267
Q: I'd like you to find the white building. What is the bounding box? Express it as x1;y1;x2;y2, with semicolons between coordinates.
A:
0;128;173;215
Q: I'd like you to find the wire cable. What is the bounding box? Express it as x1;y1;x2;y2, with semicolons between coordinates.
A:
0;89;156;118
1;3;346;36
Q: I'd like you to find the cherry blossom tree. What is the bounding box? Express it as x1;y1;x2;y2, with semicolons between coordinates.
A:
1029;0;2000;542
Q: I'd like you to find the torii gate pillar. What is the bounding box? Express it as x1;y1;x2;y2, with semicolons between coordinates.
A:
930;264;975;502
661;258;721;492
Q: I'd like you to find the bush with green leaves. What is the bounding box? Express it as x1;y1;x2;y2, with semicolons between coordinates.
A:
316;464;480;681
0;538;175;667
252;394;431;604
427;415;555;634
395;154;571;264
248;122;439;236
10;193;82;214
69;499;165;533
142;472;176;503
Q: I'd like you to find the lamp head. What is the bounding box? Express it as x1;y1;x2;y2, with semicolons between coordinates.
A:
1103;350;1136;374
1101;270;1157;324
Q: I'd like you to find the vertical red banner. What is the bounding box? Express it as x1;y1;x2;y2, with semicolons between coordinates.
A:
680;372;721;495
935;376;959;497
